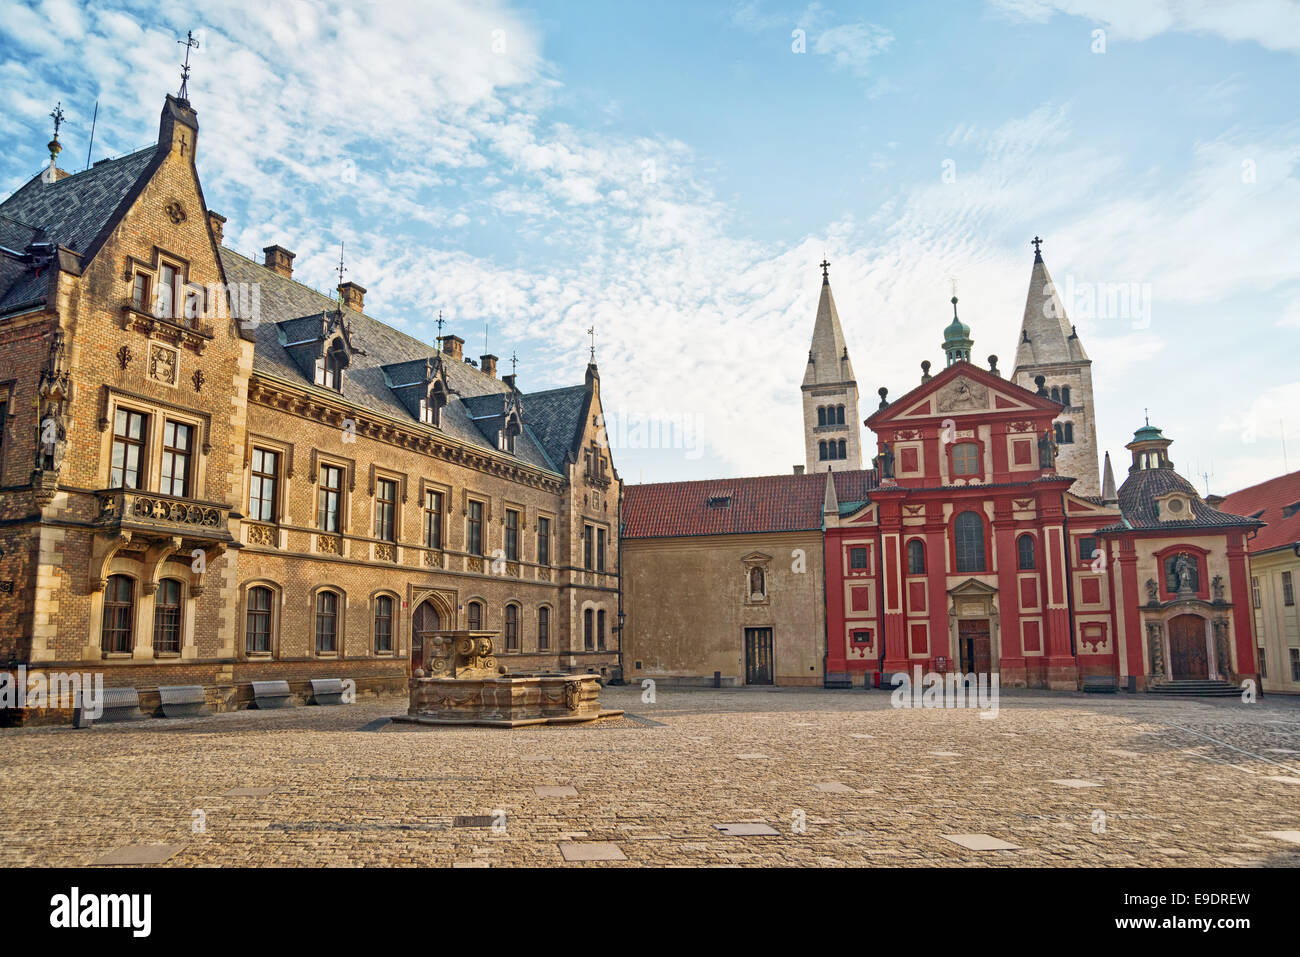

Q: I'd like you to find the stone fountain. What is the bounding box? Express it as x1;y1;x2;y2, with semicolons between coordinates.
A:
394;631;622;728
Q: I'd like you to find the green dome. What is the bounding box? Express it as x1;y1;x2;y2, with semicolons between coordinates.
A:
942;296;973;365
944;314;971;343
1131;423;1165;443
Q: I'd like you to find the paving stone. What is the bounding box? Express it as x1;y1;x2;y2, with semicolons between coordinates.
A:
1264;776;1300;785
559;842;626;861
93;843;187;866
1262;831;1300;845
736;753;769;759
222;786;276;797
714;822;781;836
534;785;579;797
1048;779;1102;788
941;834;1021;851
814;782;855;793
929;751;961;757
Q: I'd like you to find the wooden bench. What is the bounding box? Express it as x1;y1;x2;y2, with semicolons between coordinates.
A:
96;687;143;723
157;684;209;718
308;677;348;706
1082;675;1117;694
250;680;294;709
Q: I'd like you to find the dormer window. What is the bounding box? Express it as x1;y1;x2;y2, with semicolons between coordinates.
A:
424;380;448;427
315;342;346;391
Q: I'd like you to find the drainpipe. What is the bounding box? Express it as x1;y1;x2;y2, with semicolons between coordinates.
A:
613;482;626;685
1062;492;1078;657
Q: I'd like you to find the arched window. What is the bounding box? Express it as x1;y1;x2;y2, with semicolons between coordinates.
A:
504;603;519;652
153;578;183;655
374;595;394;653
954;511;986;573
836;405;845;424
102;574;135;654
467;600;483;631
583;608;594;650
538;606;550;652
907;539;926;575
837;439;846;459
247;585;274;654
1054;422;1064;443
315;591;340;653
1061;386;1071;406
951;442;980;476
817;407;827;426
1062;422;1074;444
315;342;346;391
1050;386;1060;402
597;609;607;650
1017;534;1036;570
819;441;828;460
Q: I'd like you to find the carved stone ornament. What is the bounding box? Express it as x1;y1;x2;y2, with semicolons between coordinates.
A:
166;200;187;224
1146;621;1165;678
149;343;178;385
937;375;987;413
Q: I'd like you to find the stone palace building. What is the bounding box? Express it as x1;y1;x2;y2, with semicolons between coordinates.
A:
0;90;620;719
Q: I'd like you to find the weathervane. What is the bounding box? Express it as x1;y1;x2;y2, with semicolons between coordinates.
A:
435;310;445;347
47;102;65;165
511;351;518;376
336;241;347;288
587;325;597;362
178;30;200;101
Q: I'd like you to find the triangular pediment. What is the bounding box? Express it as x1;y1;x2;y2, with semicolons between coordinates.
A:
866;360;1059;429
947;577;998;597
1064;492;1120;516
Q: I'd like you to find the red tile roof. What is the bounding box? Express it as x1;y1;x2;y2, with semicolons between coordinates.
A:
1218;469;1300;555
623;470;876;539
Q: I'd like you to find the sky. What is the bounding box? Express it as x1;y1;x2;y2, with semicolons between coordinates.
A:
1;0;1297;493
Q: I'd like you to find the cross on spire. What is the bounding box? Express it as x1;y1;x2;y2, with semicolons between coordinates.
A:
511;351;518;376
177;30;200;101
1031;235;1044;261
435;310;445;346
819;258;830;280
587;325;597;362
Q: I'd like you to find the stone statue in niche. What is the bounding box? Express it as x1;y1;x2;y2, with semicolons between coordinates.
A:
873;442;895;479
1211;574;1225;603
1037;429;1057;469
748;566;766;601
1174;552;1196;594
1212;617;1231;678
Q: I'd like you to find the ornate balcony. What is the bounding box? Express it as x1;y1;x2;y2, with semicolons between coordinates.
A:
94;488;234;544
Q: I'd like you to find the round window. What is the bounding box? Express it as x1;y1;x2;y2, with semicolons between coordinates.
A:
1168;498;1184;513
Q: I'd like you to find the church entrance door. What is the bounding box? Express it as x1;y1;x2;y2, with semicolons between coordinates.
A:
744;628;774;685
958;619;991;674
1168;614;1209;679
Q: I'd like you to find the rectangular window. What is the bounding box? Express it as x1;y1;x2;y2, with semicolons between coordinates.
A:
0;399;7;468
374;596;393;654
110;409;148;489
152;578;183;655
315;591;338;653
584;524;594;570
583;608;594;651
468;500;484;556
157;263;178;320
249;448;279;522
537;516;551;566
597;609;607;651
1252;576;1262;610
159;420;194;497
505;509;520;561
101;575;135;654
423;489;443;549
1291;648;1300;683
1260;647;1268;679
1077;537;1098;566
597;527;607;572
850;547;868;570
1284;571;1295;607
538;607;550;651
375;478;397;542
132;272;151;311
318;464;343;533
505;605;519;652
246;587;273;654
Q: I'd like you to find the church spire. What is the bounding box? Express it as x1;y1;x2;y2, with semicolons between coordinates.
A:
942;295;973;366
800;260;862;473
1014;236;1087;368
1101;451;1118;505
802;261;854;387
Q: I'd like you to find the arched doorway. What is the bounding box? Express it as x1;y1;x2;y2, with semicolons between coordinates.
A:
1168;613;1209;679
412;600;442;672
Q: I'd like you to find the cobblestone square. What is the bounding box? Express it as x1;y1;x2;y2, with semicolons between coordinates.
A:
3;687;1299;867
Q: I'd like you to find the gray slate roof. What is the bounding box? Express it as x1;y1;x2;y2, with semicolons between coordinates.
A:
0;148;158;314
221;248;587;476
1097;466;1261;534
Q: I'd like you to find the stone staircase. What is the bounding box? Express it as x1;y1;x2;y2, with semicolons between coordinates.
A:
1149;679;1239;697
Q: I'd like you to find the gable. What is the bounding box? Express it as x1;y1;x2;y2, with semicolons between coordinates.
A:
867;360;1059;429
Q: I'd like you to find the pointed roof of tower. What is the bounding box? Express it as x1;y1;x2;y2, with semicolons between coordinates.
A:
802;261;855;387
1014;237;1088;368
1101;451;1117;504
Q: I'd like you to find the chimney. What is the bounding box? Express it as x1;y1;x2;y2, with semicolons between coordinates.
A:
338;281;366;312
480;354;498;377
207;210;226;246
442;334;464;361
502;373;517;391
793;465;805;475
263;245;295;278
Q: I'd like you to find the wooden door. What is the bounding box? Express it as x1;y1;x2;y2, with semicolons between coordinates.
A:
745;628;774;685
958;619;992;674
1168;614;1208;679
412;601;441;672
